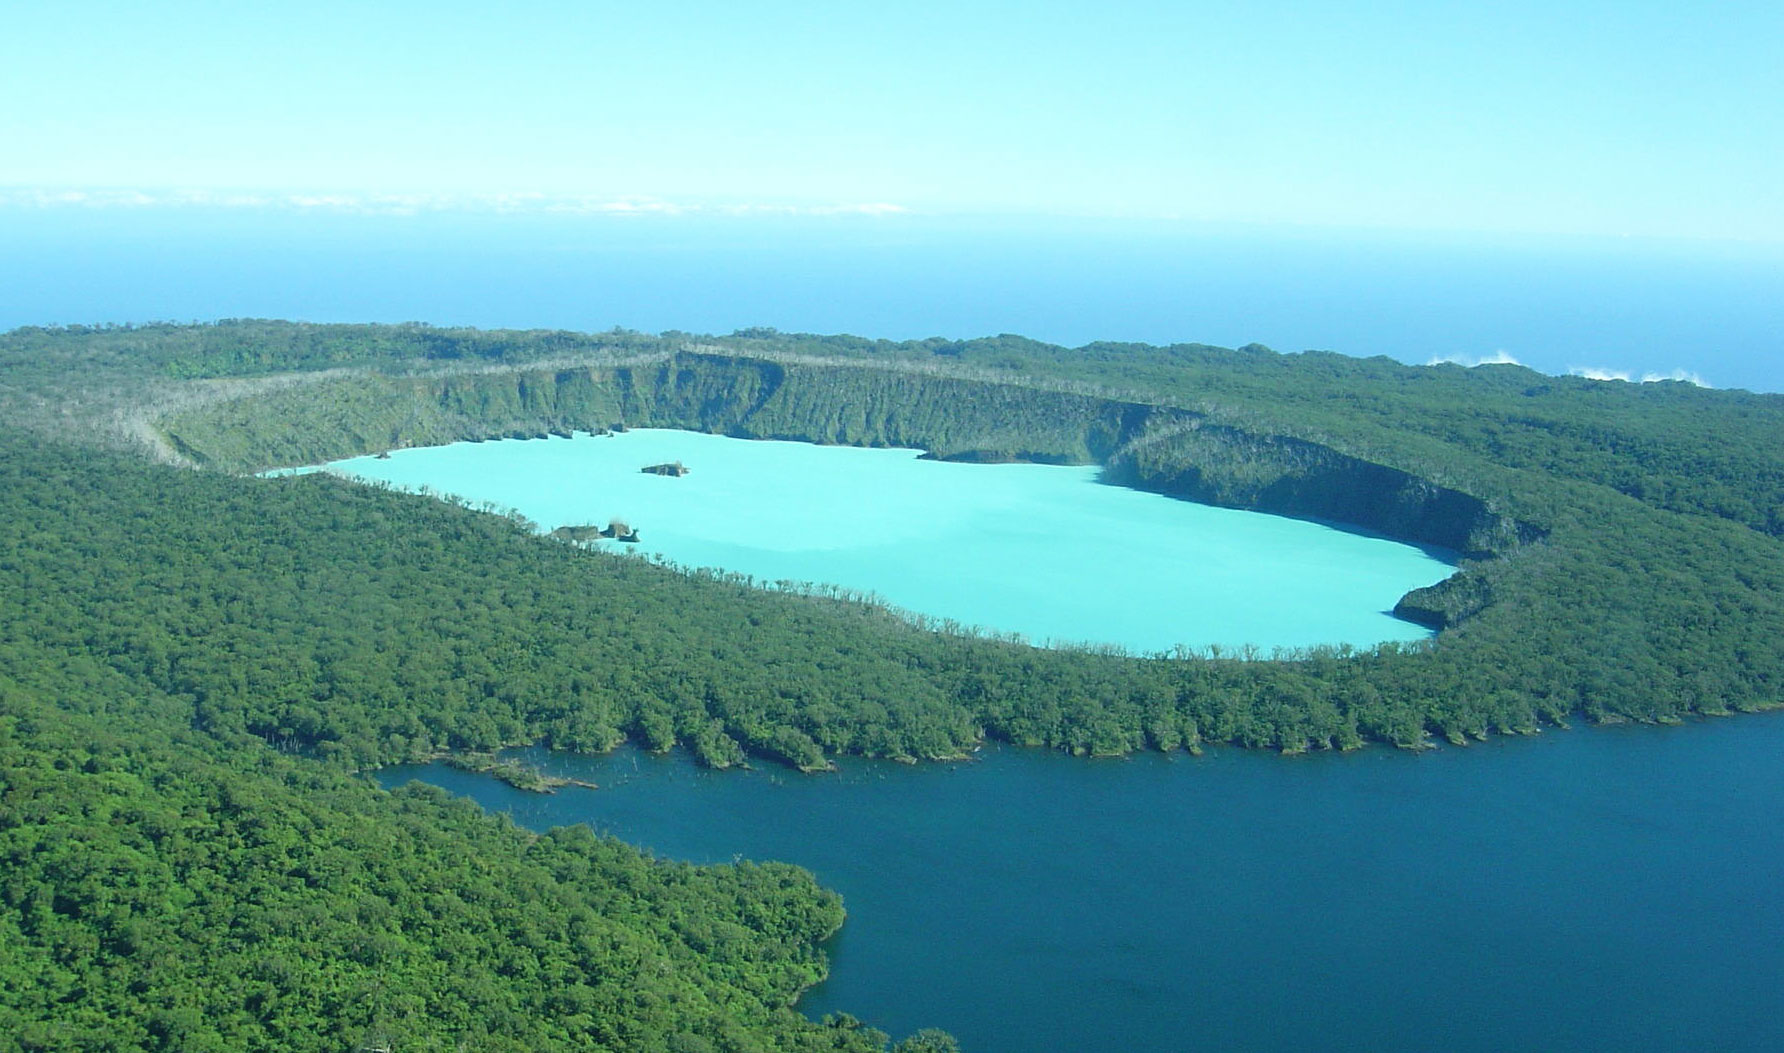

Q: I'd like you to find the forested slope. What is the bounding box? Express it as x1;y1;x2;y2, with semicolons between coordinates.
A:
7;321;1783;761
0;692;895;1052
2;319;1782;1049
0;613;943;1051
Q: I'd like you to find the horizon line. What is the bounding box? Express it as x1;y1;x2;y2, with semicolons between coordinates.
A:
6;185;1784;250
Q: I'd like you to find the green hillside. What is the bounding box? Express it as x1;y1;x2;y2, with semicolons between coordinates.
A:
2;318;1781;1049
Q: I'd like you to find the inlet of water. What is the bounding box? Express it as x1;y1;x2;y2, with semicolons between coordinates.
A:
381;713;1784;1053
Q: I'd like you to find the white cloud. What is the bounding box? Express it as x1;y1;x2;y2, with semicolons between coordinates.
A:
1427;350;1523;368
835;202;908;215
702;201;908;217
1567;365;1710;387
1432;354;1713;388
1640;369;1710;387
0;186;909;219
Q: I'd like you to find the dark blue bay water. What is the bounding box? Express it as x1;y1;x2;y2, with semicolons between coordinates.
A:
383;715;1784;1052
3;208;1780;392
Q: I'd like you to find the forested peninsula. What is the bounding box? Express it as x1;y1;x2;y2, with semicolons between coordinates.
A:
4;320;1782;1050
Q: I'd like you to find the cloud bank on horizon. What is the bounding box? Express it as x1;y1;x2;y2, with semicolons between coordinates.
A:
3;1;1779;242
1427;351;1710;388
1568;366;1711;387
0;188;910;219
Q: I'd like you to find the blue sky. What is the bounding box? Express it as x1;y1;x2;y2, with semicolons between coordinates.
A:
4;0;1779;241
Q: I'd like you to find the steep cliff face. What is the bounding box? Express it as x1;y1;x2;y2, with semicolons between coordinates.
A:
1102;423;1541;559
159;349;1541;585
733;363;1135;462
1392;572;1497;630
159;354;1139;470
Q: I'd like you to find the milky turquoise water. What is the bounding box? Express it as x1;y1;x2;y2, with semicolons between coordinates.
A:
316;429;1454;653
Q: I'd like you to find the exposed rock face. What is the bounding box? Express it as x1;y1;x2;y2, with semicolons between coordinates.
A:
547;524;606;542
599;519;640;543
551;522;640;543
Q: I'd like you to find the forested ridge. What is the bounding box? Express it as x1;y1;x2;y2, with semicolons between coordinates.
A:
0;446;961;1052
0;675;905;1052
2;319;1782;1049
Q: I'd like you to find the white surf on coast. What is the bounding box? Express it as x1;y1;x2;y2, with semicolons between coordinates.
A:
306;429;1454;653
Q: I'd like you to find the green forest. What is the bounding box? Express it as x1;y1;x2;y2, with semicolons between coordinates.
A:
2;319;1782;1049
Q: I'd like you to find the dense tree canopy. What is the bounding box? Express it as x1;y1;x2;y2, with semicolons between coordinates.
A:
1;319;1781;1048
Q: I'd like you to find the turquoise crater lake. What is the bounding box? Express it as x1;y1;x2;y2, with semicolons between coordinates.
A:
309;429;1453;652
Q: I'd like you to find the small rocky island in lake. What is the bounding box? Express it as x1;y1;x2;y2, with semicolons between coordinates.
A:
600;519;640;543
548;519;639;543
640;460;689;477
548;524;606;542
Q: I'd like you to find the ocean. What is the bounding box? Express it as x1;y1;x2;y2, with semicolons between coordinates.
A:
3;206;1779;392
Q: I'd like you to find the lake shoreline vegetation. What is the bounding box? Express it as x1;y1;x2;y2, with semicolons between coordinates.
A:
438;751;600;794
3;318;1781;1050
7;320;1784;760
